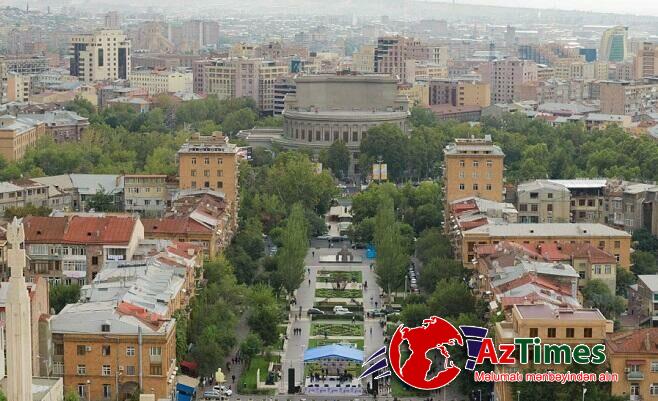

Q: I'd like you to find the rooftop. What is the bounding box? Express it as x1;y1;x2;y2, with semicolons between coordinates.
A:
607;328;658;354
24;215;138;245
303;344;364;362
545;179;607;189
514;303;605;321
444;135;504;156
638;275;658;292
464;223;630;238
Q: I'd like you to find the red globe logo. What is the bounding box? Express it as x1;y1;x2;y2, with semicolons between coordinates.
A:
388;316;464;390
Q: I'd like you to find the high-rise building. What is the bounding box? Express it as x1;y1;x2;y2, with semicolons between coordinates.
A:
202;58;289;113
351;45;375;73
70;29;131;82
490;58;537;104
273;76;296;115
177;132;240;214
104;11;120;29
428;79;490;108
634;42;658;79
6;72;30;103
600;80;658;116
599;26;629;62
443;135;504;203
374;36;432;81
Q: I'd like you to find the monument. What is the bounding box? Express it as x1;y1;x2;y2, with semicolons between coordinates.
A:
5;217;32;401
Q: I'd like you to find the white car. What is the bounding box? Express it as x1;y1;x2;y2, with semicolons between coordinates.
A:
333;306;353;315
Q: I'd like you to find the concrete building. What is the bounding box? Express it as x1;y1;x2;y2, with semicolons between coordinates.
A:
489;58;538;104
352;45;375;73
0;180;50;215
546;179;607;223
0;115;46;161
17;110;89;143
634;42;658;79
23;215;145;284
202;58;289;113
70;29;131;83
599;80;658;116
428;79;491;108
6;72;30;103
177;133;240;217
600;26;629;62
516;180;571;223
128;70;193;95
280;74;408;175
1;55;49;75
606;328;658;401
123;175;169;217
443;135;505;203
374;36;433;82
51;301;176;401
273;76;296;115
631;275;658;327
404;60;447;83
30;174;123;212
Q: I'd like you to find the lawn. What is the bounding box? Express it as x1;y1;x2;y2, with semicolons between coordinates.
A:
308;338;365;350
317;270;363;283
238;356;273;394
311;322;363;337
315;288;362;299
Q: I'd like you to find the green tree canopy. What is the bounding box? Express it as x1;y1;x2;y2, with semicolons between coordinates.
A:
374;197;409;296
276;203;309;295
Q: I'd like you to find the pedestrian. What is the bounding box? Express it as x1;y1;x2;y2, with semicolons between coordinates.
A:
307;267;310;274
232;374;236;383
312;251;315;258
370;327;372;335
308;279;311;286
299;305;302;314
375;301;378;308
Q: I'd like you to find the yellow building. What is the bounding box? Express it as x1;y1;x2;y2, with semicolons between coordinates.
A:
397;82;429;107
177;132;240;214
128;70;192;95
460;222;632;267
429;79;491;108
443;135;504;203
606;328;658;400
494;304;611;401
70;29;131;82
6;72;30;102
0;115;46;161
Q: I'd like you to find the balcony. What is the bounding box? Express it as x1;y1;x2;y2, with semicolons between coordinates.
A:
627;371;644;381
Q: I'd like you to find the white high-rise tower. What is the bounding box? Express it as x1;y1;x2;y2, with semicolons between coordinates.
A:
5;218;32;401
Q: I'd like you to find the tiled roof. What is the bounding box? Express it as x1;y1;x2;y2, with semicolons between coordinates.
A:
607;328;658;354
142;217;210;235
24;215;137;244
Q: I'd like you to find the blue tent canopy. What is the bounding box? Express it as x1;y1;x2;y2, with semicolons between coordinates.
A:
304;344;364;362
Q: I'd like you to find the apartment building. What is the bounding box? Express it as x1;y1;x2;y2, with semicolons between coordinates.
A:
202;58;289;113
70;29;131;83
599;79;658;116
552;59;595;81
490;58;538;104
630;275;658;327
546;179;607;223
273;76;296;115
374;36;433;82
429;79;491;108
495;304;610;401
404;60;448;82
352;45;375;73
0;115;46;161
600;26;629;62
606;328;658;401
6;72;30;102
516;180;571;223
18;110;90;143
128;70;193;95
143;190;235;258
634;42;658;79
443;136;505;203
123;174;169;217
459;223;631;268
23;215;145;284
178;132;240;212
51;301;176;401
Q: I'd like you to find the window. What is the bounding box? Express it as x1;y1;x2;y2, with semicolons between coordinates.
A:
459;183;465;190
459;171;465;178
77;365;86;375
486;160;493;167
126;346;135;356
103;384;111;398
547;193;553;199
204;170;210;177
531;204;538;212
150;347;162;356
652;361;658;372
216;181;223;188
579;199;586;206
547;328;556;338
473;184;479;191
584;328;593;338
486;184;492;191
547;204;553;212
529;192;538;199
102;365;111;376
598;241;605;249
614;241;620;248
77;384;85;398
55;343;64;356
102;345;111;356
217;170;223;177
459;160;465;167
126;366;136;376
651;384;658;396
529;328;538;337
519;204;528;212
473;160;479;167
587;199;594;207
204;157;210;164
605;265;612;274
191;158;196;165
77;345;86;355
566;328;575;338
217;158;223;164
150;365;162;375
191;169;197;177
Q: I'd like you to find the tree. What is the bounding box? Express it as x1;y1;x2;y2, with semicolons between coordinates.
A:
50;284;81;313
172;310;189;360
66;96;96;118
247;284;282;345
400;303;430;327
373;198;409;297
632;228;658;252
632;251;658;275
240;333;264;362
415;228;452;263
63;391;80;401
192;325;236;376
4;204;52;219
427;279;475;318
582;279;625;320
323;140;350;179
85;188;116;212
359;123;409;181
221;108;257;136
276;204;309;296
419;258;466;293
616;267;637;297
409;107;437;127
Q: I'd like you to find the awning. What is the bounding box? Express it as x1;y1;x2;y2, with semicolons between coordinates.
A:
180;361;198;370
626;360;646;365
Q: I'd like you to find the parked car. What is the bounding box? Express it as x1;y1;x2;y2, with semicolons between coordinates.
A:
223;389;233;396
203;390;222;400
371;309;387;317
333;306;353;315
307;307;325;316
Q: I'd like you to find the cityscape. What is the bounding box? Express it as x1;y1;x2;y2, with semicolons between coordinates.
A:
0;0;658;401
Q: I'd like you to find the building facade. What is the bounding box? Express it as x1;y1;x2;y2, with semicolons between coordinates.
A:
490;58;538;104
443;136;505;203
429;79;491;108
123;175;169;217
516;180;571;223
600;26;629;62
70;29;131;83
0;115;46;161
606;328;658;401
128;70;193;95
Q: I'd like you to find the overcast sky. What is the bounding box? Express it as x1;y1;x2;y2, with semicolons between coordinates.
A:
450;0;658;16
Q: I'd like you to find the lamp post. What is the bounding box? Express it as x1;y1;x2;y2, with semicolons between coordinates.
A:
478;389;482;401
517;390;521;401
86;379;91;401
582;384;587;401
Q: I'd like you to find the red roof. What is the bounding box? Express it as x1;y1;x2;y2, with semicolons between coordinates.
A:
24;215;137;245
117;302;165;329
607;328;658;354
142;217;211;235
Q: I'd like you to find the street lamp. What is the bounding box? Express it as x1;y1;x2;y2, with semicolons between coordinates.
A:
478;389;482;401
582;384;587;401
517;390;521;401
86;379;91;401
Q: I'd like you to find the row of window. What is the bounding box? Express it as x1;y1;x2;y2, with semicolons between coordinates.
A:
190;169;224;177
458;160;495;167
458;171;494;179
75;364;162;377
189;181;223;189
528;327;593;338
72;344;160;357
458;183;493;191
190;157;224;165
